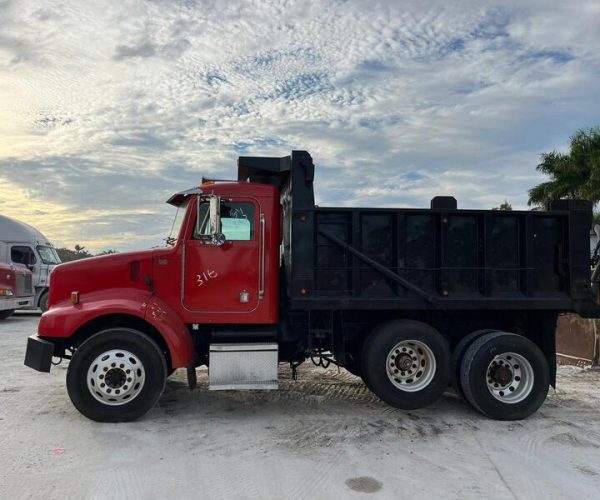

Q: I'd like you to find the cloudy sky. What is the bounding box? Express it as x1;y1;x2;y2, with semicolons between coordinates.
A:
1;0;599;253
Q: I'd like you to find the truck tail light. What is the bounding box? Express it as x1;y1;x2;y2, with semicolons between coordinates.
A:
71;291;80;304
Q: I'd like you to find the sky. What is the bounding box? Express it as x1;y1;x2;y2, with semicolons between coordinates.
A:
0;0;599;253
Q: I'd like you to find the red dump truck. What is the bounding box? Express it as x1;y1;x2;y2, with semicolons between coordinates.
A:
24;151;600;422
0;263;34;319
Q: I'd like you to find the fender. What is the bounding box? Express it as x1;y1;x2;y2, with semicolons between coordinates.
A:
38;288;195;368
144;295;195;368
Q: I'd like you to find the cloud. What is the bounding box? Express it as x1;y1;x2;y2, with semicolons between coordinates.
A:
114;41;157;60
0;0;599;252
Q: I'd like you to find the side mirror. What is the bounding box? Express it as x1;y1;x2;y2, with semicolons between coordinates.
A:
209;196;221;235
197;194;226;246
211;232;226;247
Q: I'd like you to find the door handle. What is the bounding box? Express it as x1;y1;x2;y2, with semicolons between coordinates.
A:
259;214;265;299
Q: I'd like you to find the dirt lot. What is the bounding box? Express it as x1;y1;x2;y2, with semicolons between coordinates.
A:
1;313;600;499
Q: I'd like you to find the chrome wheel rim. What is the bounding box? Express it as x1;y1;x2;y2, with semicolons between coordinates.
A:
87;349;145;406
386;340;436;392
486;352;534;404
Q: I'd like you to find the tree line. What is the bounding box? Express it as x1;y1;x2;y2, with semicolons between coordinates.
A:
56;245;117;262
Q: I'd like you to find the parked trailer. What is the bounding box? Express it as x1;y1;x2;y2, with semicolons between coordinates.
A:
24;151;600;422
0;263;34;319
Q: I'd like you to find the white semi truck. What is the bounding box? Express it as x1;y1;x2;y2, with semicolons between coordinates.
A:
0;215;61;312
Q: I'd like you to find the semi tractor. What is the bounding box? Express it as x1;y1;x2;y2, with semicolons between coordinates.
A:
24;151;600;422
0;215;61;311
0;263;34;319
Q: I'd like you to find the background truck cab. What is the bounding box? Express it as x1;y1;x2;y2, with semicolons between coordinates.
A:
0;215;61;312
0;262;35;319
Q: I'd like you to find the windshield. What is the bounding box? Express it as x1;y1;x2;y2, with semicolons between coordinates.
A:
37;246;61;265
167;199;190;245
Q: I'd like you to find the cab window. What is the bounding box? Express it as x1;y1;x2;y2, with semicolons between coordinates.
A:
11;246;36;266
194;201;255;241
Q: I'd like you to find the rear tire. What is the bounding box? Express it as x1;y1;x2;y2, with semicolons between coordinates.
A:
0;310;14;320
362;319;451;410
451;329;497;400
460;331;550;420
67;328;167;422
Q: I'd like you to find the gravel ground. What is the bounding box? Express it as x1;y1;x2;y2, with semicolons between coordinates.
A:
1;312;600;499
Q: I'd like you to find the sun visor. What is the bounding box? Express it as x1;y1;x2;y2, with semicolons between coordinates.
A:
166;187;203;206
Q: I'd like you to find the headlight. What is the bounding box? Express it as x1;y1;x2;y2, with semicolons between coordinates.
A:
0;288;14;296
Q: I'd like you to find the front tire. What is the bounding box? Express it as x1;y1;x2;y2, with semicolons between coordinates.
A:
362;320;451;410
460;331;550;420
39;291;49;312
67;328;167;422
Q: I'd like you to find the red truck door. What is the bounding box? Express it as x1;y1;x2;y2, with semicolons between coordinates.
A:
183;197;262;314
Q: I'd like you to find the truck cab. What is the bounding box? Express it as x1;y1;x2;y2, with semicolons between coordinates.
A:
0;215;61;311
0;263;35;319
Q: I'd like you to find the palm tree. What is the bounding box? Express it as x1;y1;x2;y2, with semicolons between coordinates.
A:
528;127;600;207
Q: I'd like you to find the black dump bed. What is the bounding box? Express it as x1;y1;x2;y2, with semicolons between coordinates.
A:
238;151;598;316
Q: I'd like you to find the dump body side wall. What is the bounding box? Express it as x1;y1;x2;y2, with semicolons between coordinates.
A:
289;205;590;312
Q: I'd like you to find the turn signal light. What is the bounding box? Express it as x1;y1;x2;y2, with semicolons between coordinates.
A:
71;291;80;304
0;288;14;297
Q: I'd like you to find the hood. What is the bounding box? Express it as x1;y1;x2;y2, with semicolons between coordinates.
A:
49;249;155;308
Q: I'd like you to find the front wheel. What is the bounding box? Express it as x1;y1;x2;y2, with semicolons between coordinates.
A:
66;328;167;422
361;320;451;410
460;331;550;420
39;291;49;312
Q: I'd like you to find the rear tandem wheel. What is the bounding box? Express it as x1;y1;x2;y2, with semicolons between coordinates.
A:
459;331;550;420
361;319;451;410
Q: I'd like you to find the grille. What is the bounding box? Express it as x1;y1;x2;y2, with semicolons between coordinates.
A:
16;273;33;296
